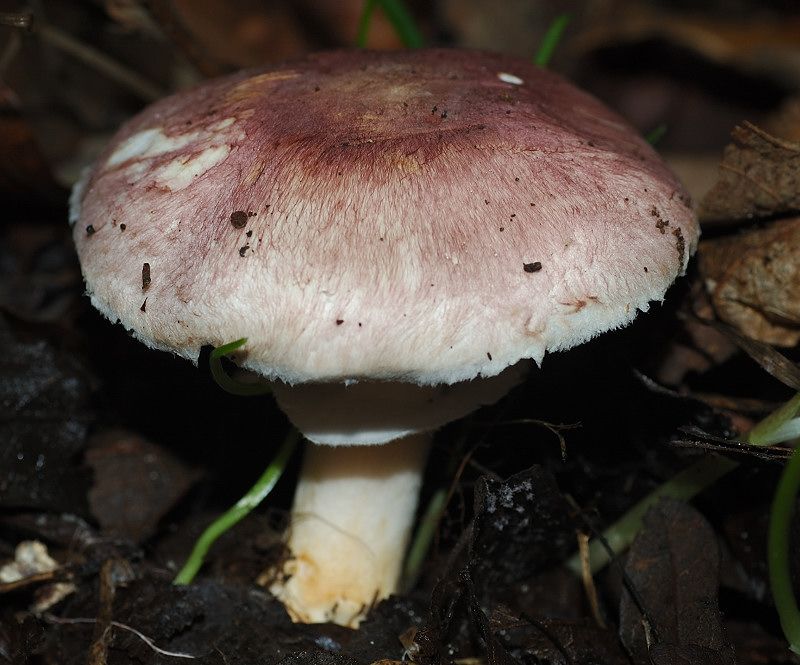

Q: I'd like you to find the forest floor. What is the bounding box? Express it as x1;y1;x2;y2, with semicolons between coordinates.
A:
3;1;800;663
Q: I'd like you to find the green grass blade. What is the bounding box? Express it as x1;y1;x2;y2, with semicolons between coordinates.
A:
567;392;800;575
645;124;668;146
769;445;800;654
173;428;300;585
401;485;447;591
357;0;425;48
534;13;571;67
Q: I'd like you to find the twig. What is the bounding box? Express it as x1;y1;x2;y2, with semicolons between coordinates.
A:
44;613;197;659
576;532;605;629
35;22;165;101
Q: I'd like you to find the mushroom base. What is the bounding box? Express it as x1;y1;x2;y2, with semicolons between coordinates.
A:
270;434;430;626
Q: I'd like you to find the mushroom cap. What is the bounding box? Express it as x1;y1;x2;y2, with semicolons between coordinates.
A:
70;48;698;387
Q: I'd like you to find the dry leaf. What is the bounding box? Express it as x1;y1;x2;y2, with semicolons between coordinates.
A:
699;122;800;223
700;217;800;346
619;498;735;665
86;429;200;543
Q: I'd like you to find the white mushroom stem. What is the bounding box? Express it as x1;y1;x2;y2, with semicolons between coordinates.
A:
272;434;430;626
267;366;528;627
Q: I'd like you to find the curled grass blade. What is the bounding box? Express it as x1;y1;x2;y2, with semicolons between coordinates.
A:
210;338;271;396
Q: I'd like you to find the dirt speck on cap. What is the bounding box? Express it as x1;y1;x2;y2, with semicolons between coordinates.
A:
231;211;249;228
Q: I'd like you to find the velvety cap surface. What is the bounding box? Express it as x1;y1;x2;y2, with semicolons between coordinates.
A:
71;49;698;385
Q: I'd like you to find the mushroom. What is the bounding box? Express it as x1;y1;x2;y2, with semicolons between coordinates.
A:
69;49;699;627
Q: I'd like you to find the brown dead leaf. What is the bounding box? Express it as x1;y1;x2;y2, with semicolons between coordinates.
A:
86;429;200;544
619;497;735;665
496;611;628;665
699;122;800;224
649;643;734;665
699;217;800;346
